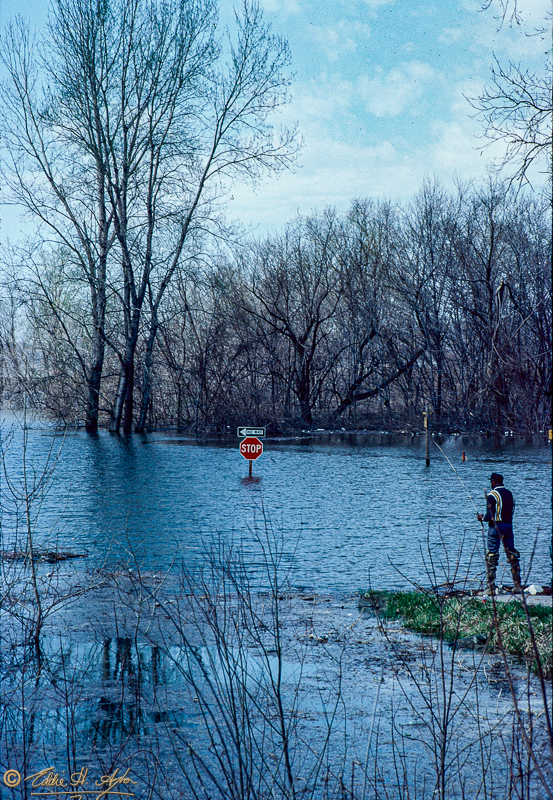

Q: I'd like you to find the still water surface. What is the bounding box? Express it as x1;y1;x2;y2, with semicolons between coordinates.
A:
2;421;551;591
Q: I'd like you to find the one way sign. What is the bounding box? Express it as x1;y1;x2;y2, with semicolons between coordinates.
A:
237;427;265;437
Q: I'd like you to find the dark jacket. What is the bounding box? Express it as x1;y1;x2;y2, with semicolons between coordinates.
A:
484;485;515;525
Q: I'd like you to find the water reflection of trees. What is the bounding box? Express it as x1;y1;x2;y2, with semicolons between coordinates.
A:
99;638;175;687
93;638;184;745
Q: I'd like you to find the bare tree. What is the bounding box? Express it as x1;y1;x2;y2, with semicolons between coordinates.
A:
1;12;116;432
450;180;551;431
239;214;343;426
0;0;298;433
471;56;552;185
329;200;424;422
479;0;524;27
470;0;551;186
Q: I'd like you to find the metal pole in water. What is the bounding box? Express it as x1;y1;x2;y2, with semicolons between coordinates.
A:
424;404;430;467
249;460;252;478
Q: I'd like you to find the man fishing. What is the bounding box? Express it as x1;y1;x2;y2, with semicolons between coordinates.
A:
477;472;522;594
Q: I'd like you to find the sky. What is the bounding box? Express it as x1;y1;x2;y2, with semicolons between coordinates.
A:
0;0;550;238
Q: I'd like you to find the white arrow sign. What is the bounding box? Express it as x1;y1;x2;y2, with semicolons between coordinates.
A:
237;427;265;437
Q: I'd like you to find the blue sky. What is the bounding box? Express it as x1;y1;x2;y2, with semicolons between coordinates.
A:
1;0;550;237
224;0;549;232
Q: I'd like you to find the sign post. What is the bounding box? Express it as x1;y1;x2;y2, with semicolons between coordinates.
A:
239;436;263;477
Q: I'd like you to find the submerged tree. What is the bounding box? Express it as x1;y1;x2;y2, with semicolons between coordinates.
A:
0;0;298;432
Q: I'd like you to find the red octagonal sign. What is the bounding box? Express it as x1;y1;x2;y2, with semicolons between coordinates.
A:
240;437;263;460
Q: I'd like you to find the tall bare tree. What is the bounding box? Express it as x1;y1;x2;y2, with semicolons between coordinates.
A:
240;214;343;426
1;0;297;433
329;200;424;421
395;182;461;420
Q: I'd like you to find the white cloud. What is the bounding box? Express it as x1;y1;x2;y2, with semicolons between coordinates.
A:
510;0;551;26
292;74;354;123
430;120;491;173
225;54;542;234
226;135;412;234
448;76;488;116
310;19;372;62
358;62;437;117
426;114;545;188
438;26;465;44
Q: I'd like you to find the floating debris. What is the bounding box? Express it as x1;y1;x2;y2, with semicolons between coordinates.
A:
1;549;86;563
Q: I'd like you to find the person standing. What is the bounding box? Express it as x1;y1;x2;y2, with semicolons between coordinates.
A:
477;472;521;594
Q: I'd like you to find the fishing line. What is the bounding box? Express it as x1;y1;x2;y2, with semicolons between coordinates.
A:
432;440;484;526
432;440;488;589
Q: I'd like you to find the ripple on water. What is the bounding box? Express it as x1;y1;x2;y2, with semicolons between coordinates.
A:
1;426;550;591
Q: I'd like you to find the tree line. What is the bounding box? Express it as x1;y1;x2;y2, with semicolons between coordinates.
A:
1;179;551;434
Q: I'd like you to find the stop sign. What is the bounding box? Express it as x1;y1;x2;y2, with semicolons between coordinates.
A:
239;437;263;460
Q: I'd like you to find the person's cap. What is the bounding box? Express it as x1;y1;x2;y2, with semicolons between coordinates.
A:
490;472;503;483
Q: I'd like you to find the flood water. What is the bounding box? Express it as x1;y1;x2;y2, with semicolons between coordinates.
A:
2;419;551;591
2;418;552;800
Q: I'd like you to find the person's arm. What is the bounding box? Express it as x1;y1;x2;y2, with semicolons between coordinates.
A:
484;494;496;523
477;493;496;523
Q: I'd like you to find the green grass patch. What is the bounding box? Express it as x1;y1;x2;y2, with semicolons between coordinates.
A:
359;590;552;676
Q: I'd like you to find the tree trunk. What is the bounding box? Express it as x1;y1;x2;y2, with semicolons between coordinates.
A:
109;311;140;433
331;348;425;418
85;354;104;433
295;349;312;425
86;167;109;433
123;358;134;434
135;320;158;433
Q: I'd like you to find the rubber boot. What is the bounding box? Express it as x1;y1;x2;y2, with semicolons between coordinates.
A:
506;549;522;592
485;551;499;595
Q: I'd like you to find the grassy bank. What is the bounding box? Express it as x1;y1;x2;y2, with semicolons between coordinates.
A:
359;590;552;676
